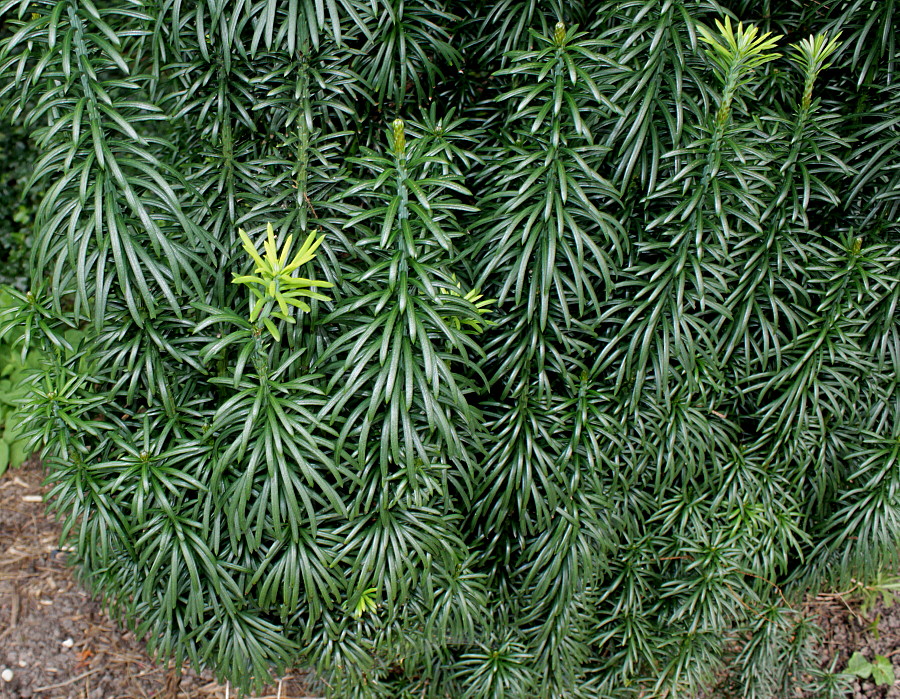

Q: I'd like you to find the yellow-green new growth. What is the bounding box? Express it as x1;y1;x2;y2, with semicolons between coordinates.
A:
697;17;781;130
553;21;566;46
233;223;333;341
392;118;405;156
349;587;379;619
438;274;496;334
697;16;781;74
790;33;842;112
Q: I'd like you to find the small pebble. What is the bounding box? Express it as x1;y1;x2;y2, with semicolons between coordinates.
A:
61;638;74;648
1;668;13;682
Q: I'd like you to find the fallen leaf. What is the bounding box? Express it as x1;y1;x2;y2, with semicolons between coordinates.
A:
74;648;94;670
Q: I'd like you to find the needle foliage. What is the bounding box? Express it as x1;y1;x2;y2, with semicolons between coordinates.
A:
1;1;898;696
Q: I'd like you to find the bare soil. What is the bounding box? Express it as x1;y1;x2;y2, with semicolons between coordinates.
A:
2;459;899;698
808;590;900;699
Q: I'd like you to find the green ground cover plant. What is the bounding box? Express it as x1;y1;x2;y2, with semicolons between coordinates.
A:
846;652;894;688
0;0;898;696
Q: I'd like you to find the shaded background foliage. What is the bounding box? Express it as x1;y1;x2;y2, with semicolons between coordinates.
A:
0;118;37;287
0;0;898;697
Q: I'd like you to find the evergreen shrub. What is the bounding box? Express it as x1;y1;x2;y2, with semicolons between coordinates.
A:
1;0;898;696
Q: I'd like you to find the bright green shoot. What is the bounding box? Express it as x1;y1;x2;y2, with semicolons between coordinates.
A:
790;33;842;111
233;223;333;341
438;274;496;334
698;16;782;76
698;17;781;130
349;587;379;619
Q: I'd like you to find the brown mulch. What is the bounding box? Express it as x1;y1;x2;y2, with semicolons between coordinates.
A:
0;459;319;699
807;589;900;699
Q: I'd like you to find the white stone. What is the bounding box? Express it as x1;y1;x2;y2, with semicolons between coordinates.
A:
61;638;74;648
1;669;13;682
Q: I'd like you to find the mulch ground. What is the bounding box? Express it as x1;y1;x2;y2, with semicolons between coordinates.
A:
2;459;900;698
0;459;318;699
808;590;900;699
